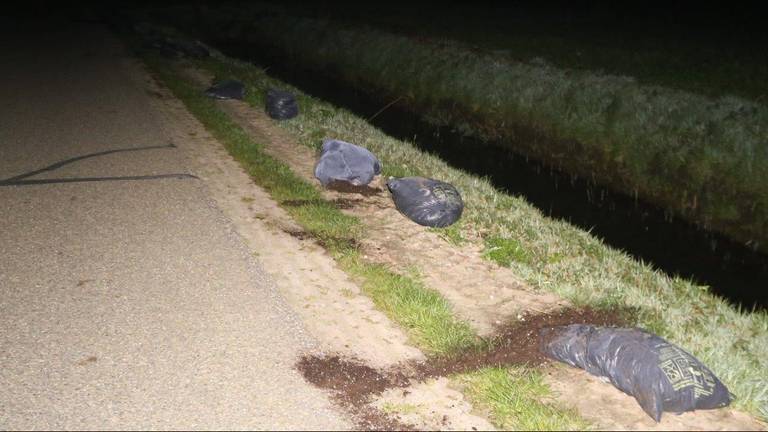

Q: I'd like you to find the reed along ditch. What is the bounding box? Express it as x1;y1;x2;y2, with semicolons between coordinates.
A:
213;39;768;310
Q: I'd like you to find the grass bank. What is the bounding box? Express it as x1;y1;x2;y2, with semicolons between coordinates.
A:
141;51;588;429
185;50;768;419
460;367;590;430
127;9;768;418
162;5;768;255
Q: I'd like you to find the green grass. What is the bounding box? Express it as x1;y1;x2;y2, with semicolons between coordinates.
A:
483;236;533;267
145;57;361;253
428;222;467;246
339;252;478;355
179;51;768;419
459;367;591;431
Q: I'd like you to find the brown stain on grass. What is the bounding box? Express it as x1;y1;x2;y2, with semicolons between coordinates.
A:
414;306;632;378
297;356;415;430
296;306;631;430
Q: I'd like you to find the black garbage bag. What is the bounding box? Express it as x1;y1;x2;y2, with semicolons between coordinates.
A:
541;324;732;421
387;177;463;227
314;139;381;187
205;79;246;100
266;89;299;120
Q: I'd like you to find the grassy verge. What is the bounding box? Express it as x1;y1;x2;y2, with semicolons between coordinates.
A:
143;55;475;356
164;7;768;254
185;52;768;419
340;255;477;355
150;61;360;253
459;367;591;431
140;51;589;427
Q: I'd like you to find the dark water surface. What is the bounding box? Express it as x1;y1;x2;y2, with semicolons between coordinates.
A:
214;40;768;310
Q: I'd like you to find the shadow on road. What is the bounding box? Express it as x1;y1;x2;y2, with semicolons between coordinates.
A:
0;143;198;186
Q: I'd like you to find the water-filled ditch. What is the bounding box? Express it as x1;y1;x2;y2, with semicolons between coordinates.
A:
213;39;768;310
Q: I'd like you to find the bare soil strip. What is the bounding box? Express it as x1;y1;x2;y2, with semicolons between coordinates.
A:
297;355;416;430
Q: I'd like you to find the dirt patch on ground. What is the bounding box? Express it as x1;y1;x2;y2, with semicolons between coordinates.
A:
297;355;415;431
298;355;406;406
412;306;631;379
297;307;629;425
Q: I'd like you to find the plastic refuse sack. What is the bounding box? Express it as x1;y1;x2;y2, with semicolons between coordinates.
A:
387;177;463;227
541;324;731;421
314;139;381;187
205;79;246;100
265;89;299;120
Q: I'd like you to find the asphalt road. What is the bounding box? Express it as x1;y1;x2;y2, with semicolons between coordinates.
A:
0;15;350;430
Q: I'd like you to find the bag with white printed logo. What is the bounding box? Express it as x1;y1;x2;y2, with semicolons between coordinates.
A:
540;324;731;421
